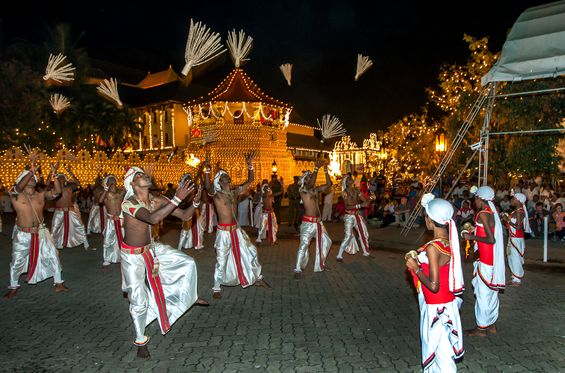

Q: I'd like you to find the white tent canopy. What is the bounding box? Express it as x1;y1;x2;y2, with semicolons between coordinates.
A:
482;0;565;85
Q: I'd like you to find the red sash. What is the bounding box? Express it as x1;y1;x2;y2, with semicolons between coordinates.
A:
25;229;40;282
302;215;325;270
218;223;249;286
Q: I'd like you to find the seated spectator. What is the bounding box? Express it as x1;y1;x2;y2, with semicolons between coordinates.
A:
499;194;512;213
552;203;565;241
529;201;548;238
456;200;475;228
333;196;346;222
392;196;411;226
381;198;397;227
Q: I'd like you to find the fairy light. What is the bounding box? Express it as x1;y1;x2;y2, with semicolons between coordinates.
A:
148;112;153;150
171;107;176;147
159;110;164;149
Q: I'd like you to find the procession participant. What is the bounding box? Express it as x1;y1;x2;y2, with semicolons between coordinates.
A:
51;166;90;250
287;176;301;230
462;185;505;336
4;158;68;299
294;159;333;279
87;175;105;235
236;185;254;227
177;173;204;250
336;174;374;262
405;194;464;372
202;152;269;300
121;166;208;359
200;188;216;233
256;183;278;245
503;192;531;286
99;174;125;267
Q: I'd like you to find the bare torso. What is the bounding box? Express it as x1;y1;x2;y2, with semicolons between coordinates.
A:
10;191;48;228
103;189;125;216
122;195;167;247
343;187;361;209
213;189;240;224
54;185;76;208
300;189;321;217
262;191;274;210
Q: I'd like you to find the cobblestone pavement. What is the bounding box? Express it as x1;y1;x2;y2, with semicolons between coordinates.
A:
0;214;564;372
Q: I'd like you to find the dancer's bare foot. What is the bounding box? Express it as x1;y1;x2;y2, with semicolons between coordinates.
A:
323;265;331;271
195;298;210;306
54;283;70;293
464;327;488;337
136;345;150;359
3;289;18;299
336;258;343;263
294;271;302;279
255;279;272;289
212;291;222;299
487;324;497;334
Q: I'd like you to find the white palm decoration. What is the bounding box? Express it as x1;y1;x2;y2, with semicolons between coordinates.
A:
97;78;123;108
49;93;71;115
181;19;226;76
317;114;347;143
280;63;293;86
43;53;75;83
227;29;253;68
354;54;373;81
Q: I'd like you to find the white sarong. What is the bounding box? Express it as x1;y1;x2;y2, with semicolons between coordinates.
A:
9;226;63;288
213;223;263;291
103;214;123;264
507;226;525;283
51;208;89;249
237;198;253;227
178;218;204;250
201;202;216;234
472;261;499;329
295;216;332;273
337;211;370;258
420;299;464;372
257;208;278;244
120;241;198;345
87;204;105;234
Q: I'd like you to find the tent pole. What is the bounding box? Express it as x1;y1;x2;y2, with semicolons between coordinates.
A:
479;83;497;186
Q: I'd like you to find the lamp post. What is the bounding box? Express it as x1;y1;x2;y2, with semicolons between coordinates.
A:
272;159;278;176
435;129;447;197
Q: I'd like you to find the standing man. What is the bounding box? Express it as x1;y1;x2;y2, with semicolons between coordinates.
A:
120;166;208;359
256;183;278;245
98;174;125;267
462;185;505;336
269;174;283;225
336;175;374;262
87;175;105;235
4;158;69;299
200;189;216;234
321;184;334;222
51;166;90;250
203;152;269;299
294;159;333;279
503;192;531;286
405;194;464;371
287;176;301;231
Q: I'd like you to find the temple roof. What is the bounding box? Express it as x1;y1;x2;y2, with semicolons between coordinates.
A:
191;68;290;108
137;66;182;89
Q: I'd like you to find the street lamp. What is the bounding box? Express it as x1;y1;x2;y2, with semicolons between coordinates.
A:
272;159;278;175
435;129;447;196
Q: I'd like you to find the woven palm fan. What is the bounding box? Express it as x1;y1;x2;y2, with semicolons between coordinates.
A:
354;54;373;81
43;53;75;86
182;19;226;77
280;63;292;86
316;114;347;143
49;93;71;116
227;29;253;68
97;78;123;109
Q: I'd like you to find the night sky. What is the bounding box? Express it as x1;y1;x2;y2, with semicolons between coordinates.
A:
1;0;552;137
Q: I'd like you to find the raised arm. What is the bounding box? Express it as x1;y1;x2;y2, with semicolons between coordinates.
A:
315;161;332;193
66;165;81;188
237;151;257;193
171;186;202;221
202;153;214;196
132;182;195;225
45;162;62;200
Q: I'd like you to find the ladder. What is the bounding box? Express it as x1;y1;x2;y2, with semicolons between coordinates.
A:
400;85;492;236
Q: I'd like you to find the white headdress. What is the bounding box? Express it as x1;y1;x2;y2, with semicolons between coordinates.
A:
213;170;228;193
474;185;506;288
420;193;464;294
513;192;532;233
15;170;38;188
341;175;350;192
262;183;270;193
298;171;312;191
123;167;144;200
103;174;116;189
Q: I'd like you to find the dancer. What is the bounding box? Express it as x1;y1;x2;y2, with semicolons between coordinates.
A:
203;152;269;299
4;157;69;299
405;194;464;372
87;175;105;235
120;166;208;359
294;159;333;279
178;173;204;250
51;166;90;250
462;185;505;336
336;174;374;262
99;174;125;266
256;183;278;245
503;192;531;286
200;189;216;233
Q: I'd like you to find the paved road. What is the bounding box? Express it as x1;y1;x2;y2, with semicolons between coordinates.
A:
0;214;564;372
